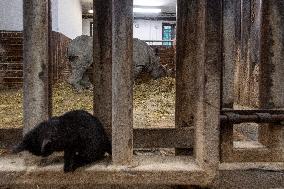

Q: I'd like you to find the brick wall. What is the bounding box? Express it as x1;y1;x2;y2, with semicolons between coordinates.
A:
151;45;175;70
0;30;71;89
0;31;23;88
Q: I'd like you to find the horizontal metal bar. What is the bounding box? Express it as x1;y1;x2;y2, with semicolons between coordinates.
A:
220;111;284;124
222;109;284;114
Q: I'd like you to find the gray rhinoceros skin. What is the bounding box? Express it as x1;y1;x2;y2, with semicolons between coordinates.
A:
67;35;166;90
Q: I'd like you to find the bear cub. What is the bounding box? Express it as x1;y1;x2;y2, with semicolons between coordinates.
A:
13;110;111;172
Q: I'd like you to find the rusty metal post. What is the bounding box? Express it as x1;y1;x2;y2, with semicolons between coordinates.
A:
23;0;50;134
93;0;112;139
112;0;133;165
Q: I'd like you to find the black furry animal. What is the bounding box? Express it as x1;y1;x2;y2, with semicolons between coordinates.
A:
13;110;111;172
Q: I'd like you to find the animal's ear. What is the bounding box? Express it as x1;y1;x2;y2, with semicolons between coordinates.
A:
41;139;51;154
11;142;26;154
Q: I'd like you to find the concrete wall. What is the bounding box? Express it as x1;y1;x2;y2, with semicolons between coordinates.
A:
133;19;163;41
82;18;175;42
82;18;92;36
0;0;82;39
0;0;23;31
52;0;59;32
57;0;82;39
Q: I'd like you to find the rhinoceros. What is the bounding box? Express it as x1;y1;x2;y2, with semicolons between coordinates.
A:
67;35;166;90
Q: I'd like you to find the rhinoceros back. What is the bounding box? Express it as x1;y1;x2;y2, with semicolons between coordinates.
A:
68;35;93;66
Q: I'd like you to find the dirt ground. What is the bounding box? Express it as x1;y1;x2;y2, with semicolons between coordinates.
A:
0;77;175;129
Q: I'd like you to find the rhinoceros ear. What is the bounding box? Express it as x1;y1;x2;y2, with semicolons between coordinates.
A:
11;142;26;154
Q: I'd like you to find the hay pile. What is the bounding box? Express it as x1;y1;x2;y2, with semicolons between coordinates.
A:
0;89;23;129
134;77;175;128
0;77;175;129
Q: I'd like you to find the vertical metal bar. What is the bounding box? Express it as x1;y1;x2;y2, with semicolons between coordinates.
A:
112;0;133;165
23;0;50;134
93;0;112;139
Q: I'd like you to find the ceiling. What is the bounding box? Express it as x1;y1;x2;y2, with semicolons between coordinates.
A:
80;0;177;16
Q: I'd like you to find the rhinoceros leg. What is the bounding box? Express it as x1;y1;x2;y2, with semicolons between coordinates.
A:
81;72;93;89
68;66;86;91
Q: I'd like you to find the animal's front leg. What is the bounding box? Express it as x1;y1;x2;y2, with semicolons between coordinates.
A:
64;149;76;172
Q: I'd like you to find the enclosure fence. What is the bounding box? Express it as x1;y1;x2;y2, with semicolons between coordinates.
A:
1;0;283;188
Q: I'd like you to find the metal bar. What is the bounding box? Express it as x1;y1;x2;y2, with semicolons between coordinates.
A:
93;0;112;139
220;112;284;124
222;109;284;114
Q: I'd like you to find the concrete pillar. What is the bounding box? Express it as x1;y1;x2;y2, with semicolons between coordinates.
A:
23;0;50;134
93;0;112;138
258;0;284;161
112;0;133;165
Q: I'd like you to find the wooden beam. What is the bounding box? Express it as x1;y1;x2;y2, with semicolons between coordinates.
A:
176;0;222;172
175;1;200;155
194;0;222;173
0;128;194;149
112;0;134;165
93;0;112;138
134;127;194;148
0;157;283;187
222;0;240;108
23;0;50;135
258;0;284;162
0;156;208;186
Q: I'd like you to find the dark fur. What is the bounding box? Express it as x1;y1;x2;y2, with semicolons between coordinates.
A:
13;110;111;172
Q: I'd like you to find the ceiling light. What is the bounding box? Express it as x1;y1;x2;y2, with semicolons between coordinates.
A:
134;0;165;6
133;8;161;13
88;9;93;14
